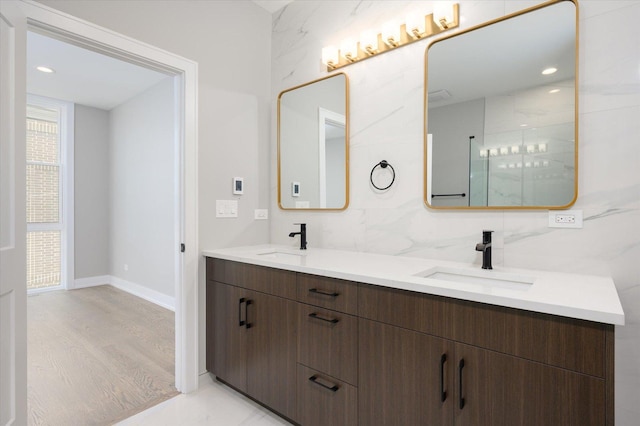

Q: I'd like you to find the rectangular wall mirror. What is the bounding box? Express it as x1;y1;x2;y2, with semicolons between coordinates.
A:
425;0;577;209
278;73;349;210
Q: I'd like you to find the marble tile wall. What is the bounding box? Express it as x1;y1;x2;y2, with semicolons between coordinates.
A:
269;1;640;423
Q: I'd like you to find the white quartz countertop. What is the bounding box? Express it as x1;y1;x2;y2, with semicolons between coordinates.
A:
202;244;625;325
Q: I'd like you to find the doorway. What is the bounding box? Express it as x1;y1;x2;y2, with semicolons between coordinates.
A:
1;4;198;422
26;29;181;422
24;0;200;395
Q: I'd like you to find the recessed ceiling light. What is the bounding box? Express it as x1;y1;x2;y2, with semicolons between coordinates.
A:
549;88;560;94
520;124;528;127
36;66;55;73
542;67;557;75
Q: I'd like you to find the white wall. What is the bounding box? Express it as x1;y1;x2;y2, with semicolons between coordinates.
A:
108;77;175;298
74;104;110;279
270;1;640;423
36;0;273;374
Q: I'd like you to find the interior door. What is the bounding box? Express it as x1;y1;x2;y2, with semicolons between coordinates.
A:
0;1;27;425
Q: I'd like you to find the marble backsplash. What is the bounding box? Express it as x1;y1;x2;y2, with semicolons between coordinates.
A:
269;1;640;423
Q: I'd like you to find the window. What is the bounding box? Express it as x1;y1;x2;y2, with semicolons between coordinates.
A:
26;96;73;291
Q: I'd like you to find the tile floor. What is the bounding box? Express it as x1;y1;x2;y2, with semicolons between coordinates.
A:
116;374;293;426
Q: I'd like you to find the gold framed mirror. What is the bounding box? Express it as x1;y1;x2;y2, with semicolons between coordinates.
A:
278;73;349;210
425;0;578;209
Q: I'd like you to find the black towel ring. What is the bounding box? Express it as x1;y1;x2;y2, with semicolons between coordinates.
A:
370;160;395;191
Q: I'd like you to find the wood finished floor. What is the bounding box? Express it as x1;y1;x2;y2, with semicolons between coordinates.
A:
27;285;178;426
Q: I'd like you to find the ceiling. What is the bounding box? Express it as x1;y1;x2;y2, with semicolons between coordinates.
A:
27;1;292;110
27;31;170;111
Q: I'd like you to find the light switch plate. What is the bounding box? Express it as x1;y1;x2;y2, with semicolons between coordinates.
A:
254;209;268;220
216;200;238;218
548;210;582;228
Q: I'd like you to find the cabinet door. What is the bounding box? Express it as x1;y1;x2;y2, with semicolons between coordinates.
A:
454;343;605;426
359;319;453;426
211;282;247;393
246;290;298;420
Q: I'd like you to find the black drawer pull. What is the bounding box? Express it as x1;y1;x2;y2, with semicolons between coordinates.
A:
245;299;253;329
238;298;246;327
459;358;465;410
440;353;447;402
308;375;339;392
308;312;340;324
308;288;340;297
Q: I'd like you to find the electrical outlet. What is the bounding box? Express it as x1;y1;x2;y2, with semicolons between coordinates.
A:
548;210;583;228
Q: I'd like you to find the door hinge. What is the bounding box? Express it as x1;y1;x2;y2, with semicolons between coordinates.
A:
180;243;185;253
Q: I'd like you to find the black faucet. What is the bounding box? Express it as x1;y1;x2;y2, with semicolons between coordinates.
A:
289;223;307;250
475;230;493;270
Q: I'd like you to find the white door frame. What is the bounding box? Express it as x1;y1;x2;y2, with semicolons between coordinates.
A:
21;0;199;395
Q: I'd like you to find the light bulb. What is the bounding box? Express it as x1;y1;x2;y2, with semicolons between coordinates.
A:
382;21;401;47
405;13;425;39
360;30;378;55
434;2;455;30
321;46;339;68
340;39;358;62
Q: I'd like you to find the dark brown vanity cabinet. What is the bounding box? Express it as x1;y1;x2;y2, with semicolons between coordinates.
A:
357;283;614;426
206;259;298;421
207;258;615;426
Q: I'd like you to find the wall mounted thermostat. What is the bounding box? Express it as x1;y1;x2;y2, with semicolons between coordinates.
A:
292;181;300;197
233;177;244;195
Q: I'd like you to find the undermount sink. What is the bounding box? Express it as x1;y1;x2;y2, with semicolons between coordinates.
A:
415;266;535;290
256;250;306;261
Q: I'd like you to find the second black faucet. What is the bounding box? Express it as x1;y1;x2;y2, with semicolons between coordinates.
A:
475;230;493;269
289;223;307;250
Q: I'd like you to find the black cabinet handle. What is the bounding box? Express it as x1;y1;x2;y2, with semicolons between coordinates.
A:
308;312;340;324
440;353;447;402
245;299;253;329
459;359;465;410
308;288;339;298
308;375;339;392
238;298;246;327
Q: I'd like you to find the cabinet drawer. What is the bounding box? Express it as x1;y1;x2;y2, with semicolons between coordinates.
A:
298;305;358;385
358;283;451;338
297;274;358;315
297;364;357;426
207;258;297;300
450;299;608;377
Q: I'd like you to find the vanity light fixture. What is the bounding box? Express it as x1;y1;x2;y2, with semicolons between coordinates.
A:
321;2;459;71
511;145;520;154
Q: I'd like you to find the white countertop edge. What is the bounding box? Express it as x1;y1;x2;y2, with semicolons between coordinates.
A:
202;245;625;326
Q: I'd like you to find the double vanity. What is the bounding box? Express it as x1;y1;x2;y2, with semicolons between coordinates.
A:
204;245;624;426
210;1;621;424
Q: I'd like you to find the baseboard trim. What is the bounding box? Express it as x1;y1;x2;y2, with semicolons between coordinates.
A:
109;276;176;311
73;275;111;289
